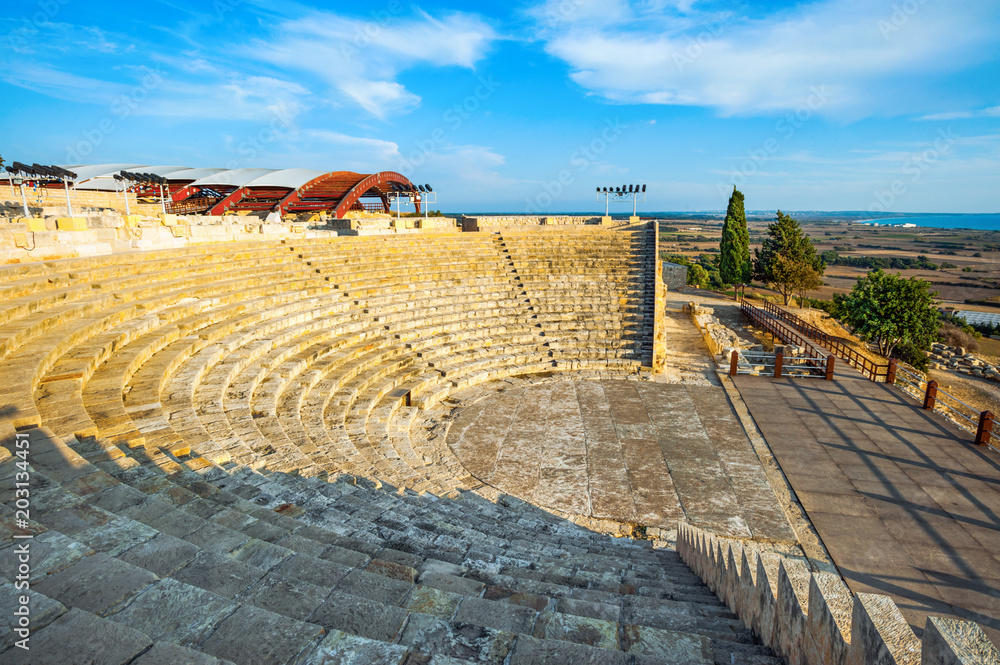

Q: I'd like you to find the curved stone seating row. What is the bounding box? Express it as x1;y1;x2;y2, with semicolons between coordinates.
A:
7;229;656;486
0;227;784;664
1;430;782;664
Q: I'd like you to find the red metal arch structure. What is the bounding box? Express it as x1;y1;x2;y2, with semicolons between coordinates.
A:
278;171;418;218
39;164;423;218
166;169;419;218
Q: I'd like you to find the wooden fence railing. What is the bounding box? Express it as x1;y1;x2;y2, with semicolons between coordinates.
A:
749;298;890;381
739;296;1000;449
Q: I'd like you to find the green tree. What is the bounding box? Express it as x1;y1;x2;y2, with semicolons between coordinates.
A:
686;264;710;289
719;186;750;295
753;211;824;305
838;269;939;358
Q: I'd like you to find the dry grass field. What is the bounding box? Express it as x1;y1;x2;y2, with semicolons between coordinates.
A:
660;218;1000;312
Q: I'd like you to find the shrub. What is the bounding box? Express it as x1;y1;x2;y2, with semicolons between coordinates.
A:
803;297;841;318
895;341;930;371
938;322;979;352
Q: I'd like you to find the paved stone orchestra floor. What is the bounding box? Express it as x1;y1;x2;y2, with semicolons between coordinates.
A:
734;368;1000;643
447;379;796;543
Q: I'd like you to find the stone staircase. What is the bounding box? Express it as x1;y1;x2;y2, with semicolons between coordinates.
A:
0;226;782;663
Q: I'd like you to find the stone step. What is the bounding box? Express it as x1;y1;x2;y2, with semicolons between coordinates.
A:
3;451;772;664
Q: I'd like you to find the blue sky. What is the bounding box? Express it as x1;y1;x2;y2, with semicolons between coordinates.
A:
1;0;998;213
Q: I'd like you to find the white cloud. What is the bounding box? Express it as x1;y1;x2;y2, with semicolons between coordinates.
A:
0;64;129;104
535;0;1000;117
399;144;514;194
247;9;497;117
135;75;309;122
919;107;1000;121
303;130;402;164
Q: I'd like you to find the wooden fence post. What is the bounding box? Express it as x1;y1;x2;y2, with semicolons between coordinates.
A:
886;359;898;385
825;355;835;381
730;350;739;377
976;411;994;446
774;351;783;378
924;380;938;410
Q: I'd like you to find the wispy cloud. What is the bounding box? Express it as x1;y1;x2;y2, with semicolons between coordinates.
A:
0;64;129;104
246;9;498;117
919;106;1000;121
534;0;1000;118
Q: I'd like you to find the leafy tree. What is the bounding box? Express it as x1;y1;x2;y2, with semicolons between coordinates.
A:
753;211;824;305
686;264;710;289
769;254;824;308
838;269;939;358
718;187;750;295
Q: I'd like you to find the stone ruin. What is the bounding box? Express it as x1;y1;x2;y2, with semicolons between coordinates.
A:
0;216;995;663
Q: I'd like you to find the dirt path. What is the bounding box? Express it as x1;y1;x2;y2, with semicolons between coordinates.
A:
659;290;724;385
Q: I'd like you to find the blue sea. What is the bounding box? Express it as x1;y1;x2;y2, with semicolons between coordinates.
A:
645;212;1000;231
462;211;1000;231
852;214;1000;231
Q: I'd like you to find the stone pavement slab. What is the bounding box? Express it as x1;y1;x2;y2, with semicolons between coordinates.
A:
449;379;796;542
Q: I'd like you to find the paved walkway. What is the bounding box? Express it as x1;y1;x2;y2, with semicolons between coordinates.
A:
447;379;797;543
733;368;1000;642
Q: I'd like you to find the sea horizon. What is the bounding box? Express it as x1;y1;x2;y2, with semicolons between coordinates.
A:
457;211;1000;231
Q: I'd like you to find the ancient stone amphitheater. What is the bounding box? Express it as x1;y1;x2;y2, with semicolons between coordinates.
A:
0;223;734;664
1;221;994;664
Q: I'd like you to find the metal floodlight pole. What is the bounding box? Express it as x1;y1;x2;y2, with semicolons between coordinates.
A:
63;178;73;217
16;179;29;217
605;191;610;216
159;183;166;215
124;183;131;216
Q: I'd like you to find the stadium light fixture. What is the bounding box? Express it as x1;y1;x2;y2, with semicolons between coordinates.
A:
595;183;648;218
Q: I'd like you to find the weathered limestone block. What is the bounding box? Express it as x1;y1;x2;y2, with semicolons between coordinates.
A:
776;557;812;663
23;217;48;232
921;617;1000;665
723;540;744;612
804;572;853;665
738;545;761;628
754;552;783;648
849;593;920;665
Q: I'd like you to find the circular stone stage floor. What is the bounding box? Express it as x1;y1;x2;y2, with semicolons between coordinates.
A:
448;379;797;542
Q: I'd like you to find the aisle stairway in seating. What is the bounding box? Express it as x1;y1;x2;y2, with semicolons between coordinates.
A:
0;226;782;664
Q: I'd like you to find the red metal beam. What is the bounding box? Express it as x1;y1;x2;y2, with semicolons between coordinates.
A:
333;171;416;219
207;186;248;216
277;171;360;216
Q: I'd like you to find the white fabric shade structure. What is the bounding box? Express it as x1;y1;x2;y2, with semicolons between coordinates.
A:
2;163;422;218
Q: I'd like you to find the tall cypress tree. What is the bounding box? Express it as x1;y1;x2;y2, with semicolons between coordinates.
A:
719;186;749;296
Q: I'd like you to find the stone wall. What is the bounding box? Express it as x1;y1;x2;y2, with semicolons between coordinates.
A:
331;216;458;234
463;215;603;228
662;261;688;290
0;212;467;263
678;522;1000;665
0;213;315;263
686;303;744;358
653;221;667;373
